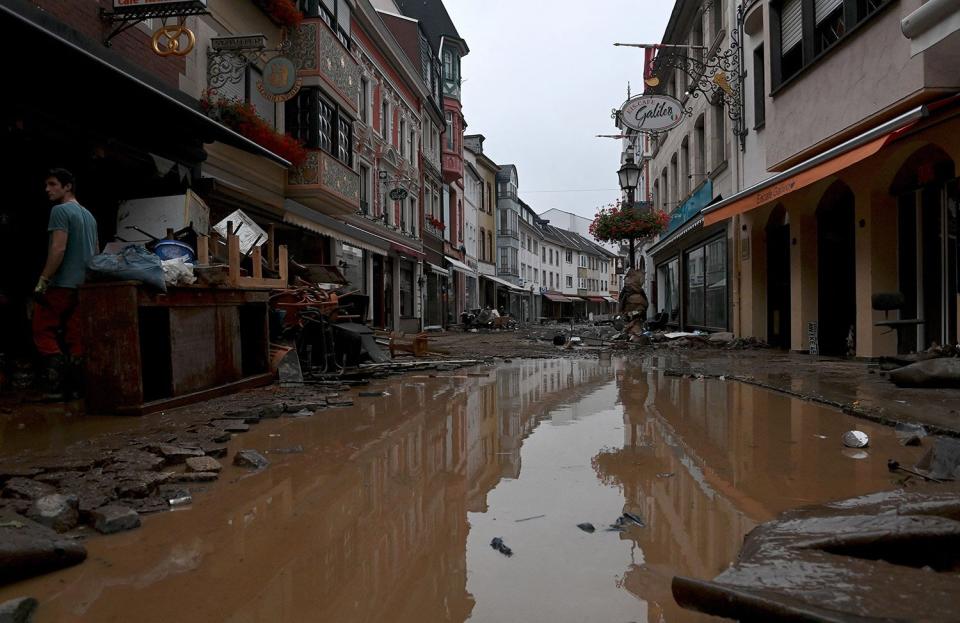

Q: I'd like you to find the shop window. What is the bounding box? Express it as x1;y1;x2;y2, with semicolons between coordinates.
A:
685;237;727;329
341;243;365;292
399;261;414;317
657;259;680;322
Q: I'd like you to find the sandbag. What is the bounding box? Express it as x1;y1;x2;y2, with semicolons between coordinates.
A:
87;245;166;291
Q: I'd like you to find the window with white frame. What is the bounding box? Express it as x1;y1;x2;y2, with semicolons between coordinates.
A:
399;118;406;158
360;77;370;124
381;99;390;139
359;163;370;214
566;275;573;288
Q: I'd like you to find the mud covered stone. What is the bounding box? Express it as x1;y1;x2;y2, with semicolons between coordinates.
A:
156;445;205;464
0;468;43;486
185;456;222;473
0;596;38;623
2;479;55;502
0;511;87;584
282;402;324;414
114;471;168;498
210;420;250;433
26;494;79;533
233;450;270;470
889;358;960;388
200;444;228;458
90;504;141;534
105;450;164;473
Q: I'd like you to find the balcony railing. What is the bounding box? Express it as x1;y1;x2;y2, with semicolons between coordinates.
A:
424;220;445;239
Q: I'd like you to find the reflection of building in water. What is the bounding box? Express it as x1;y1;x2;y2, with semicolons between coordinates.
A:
595;365;902;623
495;360;613;479
45;362;615;623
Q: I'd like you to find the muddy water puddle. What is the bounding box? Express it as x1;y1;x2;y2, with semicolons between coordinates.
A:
0;360;927;622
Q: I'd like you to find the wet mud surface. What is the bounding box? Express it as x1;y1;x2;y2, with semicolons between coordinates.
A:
0;359;947;622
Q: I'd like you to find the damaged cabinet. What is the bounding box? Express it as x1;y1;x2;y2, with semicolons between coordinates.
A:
79;282;271;415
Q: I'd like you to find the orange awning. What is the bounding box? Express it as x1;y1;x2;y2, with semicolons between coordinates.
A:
701;105;929;226
703;136;888;226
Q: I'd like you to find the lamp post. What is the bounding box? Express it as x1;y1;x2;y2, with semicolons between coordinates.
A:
617;144;643;270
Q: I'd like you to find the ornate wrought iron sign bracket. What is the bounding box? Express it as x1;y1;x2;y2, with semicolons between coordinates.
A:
99;1;209;48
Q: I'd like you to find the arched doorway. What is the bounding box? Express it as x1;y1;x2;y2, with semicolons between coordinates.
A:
891;145;957;352
765;204;790;348
816;182;856;356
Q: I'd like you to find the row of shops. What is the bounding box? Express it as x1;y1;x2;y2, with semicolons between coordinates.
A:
643;97;960;358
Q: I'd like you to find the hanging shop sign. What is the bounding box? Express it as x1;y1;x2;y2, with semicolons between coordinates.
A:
389;188;409;201
257;56;302;102
619;94;684;133
112;0;207;14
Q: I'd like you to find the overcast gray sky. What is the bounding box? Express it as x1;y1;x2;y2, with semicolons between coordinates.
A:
444;0;673;220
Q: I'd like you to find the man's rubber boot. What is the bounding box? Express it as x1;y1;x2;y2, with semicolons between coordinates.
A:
39;354;65;402
64;356;85;401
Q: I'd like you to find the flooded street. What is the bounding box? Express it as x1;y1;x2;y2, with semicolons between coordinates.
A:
0;359;927;622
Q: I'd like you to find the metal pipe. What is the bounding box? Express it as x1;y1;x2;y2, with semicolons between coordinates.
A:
901;0;957;38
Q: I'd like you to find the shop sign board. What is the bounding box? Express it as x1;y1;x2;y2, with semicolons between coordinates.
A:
257;56;302;103
389;188;409;201
619;94;684;133
211;34;267;51
113;0;207;14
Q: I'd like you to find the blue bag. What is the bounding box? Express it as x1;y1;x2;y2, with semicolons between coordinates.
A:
87;245;167;291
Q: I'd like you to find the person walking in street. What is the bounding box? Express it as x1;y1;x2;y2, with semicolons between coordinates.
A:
33;169;97;400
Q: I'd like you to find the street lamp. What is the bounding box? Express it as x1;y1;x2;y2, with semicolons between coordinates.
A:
617;145;643;270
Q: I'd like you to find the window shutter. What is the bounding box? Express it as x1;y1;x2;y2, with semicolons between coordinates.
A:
815;0;843;23
780;0;803;51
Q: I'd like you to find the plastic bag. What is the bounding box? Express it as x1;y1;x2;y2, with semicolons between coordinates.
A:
87;245;166;291
161;257;197;286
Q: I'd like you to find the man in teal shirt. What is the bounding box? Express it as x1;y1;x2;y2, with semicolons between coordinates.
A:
33;169;98;400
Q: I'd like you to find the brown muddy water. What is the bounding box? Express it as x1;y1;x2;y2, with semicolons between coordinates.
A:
0;359;928;622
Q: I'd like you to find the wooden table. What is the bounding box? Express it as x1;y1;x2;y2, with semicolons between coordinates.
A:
80;282;273;415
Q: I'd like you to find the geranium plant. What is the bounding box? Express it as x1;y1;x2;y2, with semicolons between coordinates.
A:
589;200;669;270
427;215;445;230
254;0;304;28
201;89;308;167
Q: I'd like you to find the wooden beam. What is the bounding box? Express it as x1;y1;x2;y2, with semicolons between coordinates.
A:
278;245;289;285
252;245;263;278
228;233;241;285
267;223;276;270
196;235;209;266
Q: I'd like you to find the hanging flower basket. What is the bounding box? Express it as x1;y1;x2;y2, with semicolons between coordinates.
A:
589;201;669;243
254;0;304;28
201;89;308;167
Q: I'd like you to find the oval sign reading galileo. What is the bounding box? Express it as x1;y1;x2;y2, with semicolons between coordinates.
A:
389;188;409;201
619;94;684;132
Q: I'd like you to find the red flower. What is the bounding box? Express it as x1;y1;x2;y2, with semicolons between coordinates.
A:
255;0;303;27
201;89;308;167
589;203;668;243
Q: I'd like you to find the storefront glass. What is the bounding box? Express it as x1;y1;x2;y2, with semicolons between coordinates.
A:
399;260;414;317
685;237;727;329
656;258;680;322
341;243;365;292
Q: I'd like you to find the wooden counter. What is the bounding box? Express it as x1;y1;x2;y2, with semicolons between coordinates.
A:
80;282;273;415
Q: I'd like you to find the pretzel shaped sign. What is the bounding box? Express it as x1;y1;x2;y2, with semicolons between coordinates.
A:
151;20;196;57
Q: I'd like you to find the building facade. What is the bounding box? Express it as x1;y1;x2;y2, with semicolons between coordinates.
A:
464;135;499;309
704;0;960;357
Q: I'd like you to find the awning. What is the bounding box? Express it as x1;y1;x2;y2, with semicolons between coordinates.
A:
702;105;928;226
586;296;607;303
445;256;474;275
647;217;704;256
1;2;291;168
427;263;450;276
543;293;574;303
284;200;388;256
390;242;425;260
481;274;525;291
603;296;617;303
